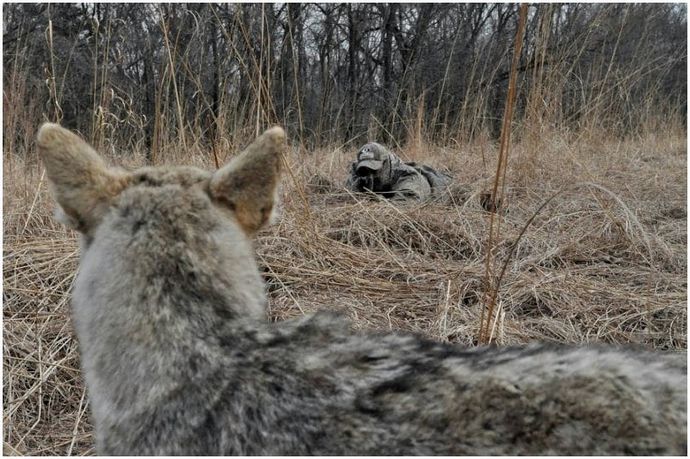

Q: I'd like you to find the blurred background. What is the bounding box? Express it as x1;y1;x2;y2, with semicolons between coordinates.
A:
4;3;686;156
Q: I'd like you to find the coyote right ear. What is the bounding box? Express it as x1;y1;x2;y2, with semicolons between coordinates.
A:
209;127;285;235
37;123;129;233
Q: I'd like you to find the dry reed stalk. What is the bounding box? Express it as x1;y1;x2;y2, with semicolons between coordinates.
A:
285;8;305;143
159;7;188;152
45;15;62;125
478;3;529;344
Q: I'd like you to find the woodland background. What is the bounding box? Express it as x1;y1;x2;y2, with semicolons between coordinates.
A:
4;3;687;155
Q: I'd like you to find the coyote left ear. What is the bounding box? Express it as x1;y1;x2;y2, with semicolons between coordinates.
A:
209;127;285;235
37;123;129;233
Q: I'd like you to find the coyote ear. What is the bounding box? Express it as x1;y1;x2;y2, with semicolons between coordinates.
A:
37;123;128;233
209;127;285;235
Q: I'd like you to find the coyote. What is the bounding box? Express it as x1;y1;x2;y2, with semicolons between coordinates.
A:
38;124;686;455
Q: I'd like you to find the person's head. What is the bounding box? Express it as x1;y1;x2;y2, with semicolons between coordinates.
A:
354;142;392;176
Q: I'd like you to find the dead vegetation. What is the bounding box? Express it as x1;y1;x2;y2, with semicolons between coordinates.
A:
3;127;686;455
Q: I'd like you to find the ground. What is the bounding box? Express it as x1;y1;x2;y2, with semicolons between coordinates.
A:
3;131;686;455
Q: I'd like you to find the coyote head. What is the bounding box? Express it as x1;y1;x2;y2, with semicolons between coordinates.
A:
37;123;286;344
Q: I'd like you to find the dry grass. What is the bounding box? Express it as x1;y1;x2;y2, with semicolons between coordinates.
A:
3;130;687;455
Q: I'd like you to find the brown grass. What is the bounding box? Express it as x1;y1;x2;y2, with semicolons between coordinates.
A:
3;128;687;455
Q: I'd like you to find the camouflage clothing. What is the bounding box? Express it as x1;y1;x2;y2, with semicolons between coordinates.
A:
346;142;451;200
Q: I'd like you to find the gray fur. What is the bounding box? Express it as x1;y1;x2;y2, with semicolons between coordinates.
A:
38;124;686;455
346;142;451;200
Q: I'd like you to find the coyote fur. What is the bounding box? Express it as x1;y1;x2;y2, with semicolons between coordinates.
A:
38;123;686;455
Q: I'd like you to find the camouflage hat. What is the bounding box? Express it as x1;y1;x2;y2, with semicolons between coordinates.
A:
355;143;387;172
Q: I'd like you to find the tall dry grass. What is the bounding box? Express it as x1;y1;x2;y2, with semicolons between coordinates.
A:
3;121;686;454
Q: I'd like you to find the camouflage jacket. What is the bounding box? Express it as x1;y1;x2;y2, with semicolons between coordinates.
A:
346;142;451;200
